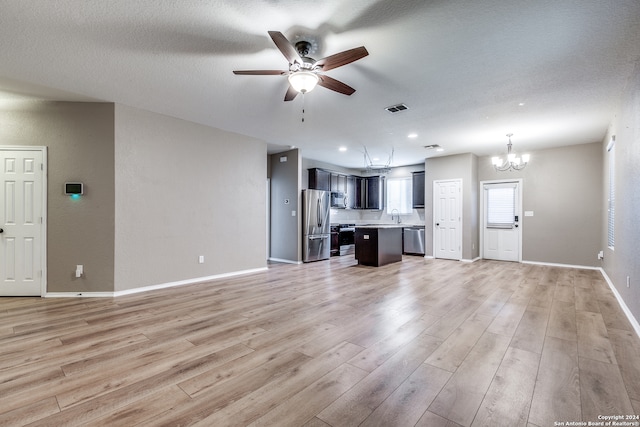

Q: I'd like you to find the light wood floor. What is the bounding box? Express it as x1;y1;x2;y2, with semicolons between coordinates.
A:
1;256;639;426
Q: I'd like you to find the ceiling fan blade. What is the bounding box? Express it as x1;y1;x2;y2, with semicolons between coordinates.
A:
314;46;369;71
317;75;356;96
284;85;298;102
233;70;287;75
268;31;302;65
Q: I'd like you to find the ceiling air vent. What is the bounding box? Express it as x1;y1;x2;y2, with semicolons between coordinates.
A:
385;103;409;113
424;144;441;150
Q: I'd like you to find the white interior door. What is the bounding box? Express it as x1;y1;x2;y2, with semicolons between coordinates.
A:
482;181;521;262
1;148;45;296
433;179;462;260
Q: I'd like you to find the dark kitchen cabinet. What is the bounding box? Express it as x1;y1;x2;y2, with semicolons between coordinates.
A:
365;176;384;210
355;176;384;210
412;171;425;208
354;177;365;209
346;175;357;209
307;168;383;210
330;173;348;193
308;168;330;191
355;226;402;266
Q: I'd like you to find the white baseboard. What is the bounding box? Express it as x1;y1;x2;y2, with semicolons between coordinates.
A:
114;267;268;297
462;257;481;263
44;267;268;298
599;268;640;340
268;257;302;265
45;292;115;298
521;260;600;270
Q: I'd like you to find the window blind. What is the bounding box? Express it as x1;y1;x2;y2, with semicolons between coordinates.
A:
486;185;516;228
608;142;615;248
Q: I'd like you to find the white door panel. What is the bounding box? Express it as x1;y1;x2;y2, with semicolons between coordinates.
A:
434;179;462;260
485;229;499;254
1;149;45;296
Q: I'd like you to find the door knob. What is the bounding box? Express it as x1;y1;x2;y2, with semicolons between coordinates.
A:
0;228;3;233
435;223;440;226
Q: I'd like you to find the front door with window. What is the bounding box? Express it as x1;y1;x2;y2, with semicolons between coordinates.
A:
0;148;45;296
482;181;521;262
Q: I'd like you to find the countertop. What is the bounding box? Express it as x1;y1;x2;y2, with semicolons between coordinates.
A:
355;224;425;229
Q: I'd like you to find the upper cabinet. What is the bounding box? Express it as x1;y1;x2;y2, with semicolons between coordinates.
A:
355;175;384;210
308;168;383;210
346;175;357;209
412;171;425;208
330;173;348;194
364;176;384;210
308;168;331;191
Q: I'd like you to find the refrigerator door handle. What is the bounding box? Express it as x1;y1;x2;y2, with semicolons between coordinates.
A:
317;199;322;227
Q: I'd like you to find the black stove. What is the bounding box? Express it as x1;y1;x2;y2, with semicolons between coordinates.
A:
338;224;355;255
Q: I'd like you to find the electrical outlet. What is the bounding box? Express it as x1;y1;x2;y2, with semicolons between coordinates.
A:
198;255;204;264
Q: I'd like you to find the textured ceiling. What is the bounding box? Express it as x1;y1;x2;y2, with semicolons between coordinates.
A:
0;0;639;168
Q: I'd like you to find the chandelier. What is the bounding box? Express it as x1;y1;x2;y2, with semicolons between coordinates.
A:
492;133;530;171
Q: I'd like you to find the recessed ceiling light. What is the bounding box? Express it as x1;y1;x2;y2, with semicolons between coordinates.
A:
339;146;347;152
518;102;525;106
408;133;418;138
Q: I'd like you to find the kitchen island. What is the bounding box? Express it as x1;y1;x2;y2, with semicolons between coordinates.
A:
354;225;403;267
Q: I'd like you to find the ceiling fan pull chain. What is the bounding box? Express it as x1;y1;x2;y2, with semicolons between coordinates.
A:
302;93;306;123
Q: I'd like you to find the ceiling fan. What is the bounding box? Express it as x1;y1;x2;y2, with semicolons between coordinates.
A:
233;31;369;101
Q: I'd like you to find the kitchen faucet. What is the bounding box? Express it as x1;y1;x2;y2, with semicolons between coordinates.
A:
391;209;400;224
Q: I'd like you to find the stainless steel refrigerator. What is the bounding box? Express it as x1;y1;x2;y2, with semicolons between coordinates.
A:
302;189;331;262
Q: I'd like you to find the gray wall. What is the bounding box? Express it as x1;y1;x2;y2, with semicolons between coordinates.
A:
114;104;267;292
0;101;115;292
269;149;301;262
425;153;479;260
478;142;603;267
602;64;640;324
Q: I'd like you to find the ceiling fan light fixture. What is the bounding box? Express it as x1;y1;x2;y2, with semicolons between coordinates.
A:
288;71;319;94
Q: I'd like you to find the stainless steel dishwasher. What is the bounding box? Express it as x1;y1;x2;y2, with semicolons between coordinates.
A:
403;226;425;255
